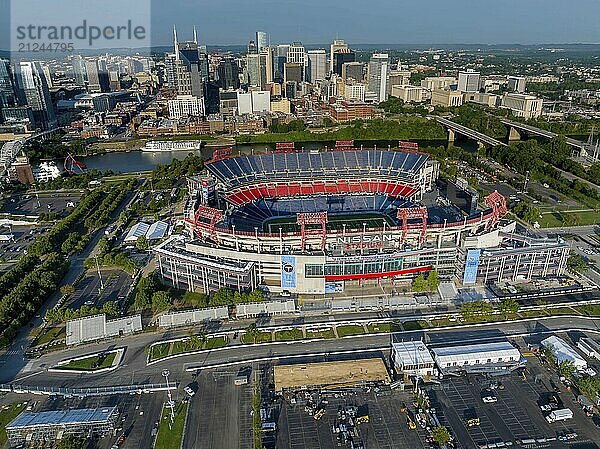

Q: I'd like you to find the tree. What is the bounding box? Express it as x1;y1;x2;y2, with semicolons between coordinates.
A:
248;289;265;303
101;301;119;317
412;274;427;293
513;202;541;224
432;426;451;446
498;298;520;317
567;253;589;274
245;323;260;344
60;284;75;297
426;271;440;292
136;235;149;250
151;291;171;313
97;237;110;255
558;360;576;380
58;436;86;449
460;300;494;321
210;287;234;306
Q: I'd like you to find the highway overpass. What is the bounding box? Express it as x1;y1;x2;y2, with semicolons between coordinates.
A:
433;116;507;148
500;118;599;160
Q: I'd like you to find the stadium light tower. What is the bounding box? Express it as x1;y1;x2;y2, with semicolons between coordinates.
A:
162;369;175;430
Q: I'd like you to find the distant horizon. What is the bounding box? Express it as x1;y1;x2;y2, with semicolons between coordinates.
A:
2;0;600;53
3;41;600;57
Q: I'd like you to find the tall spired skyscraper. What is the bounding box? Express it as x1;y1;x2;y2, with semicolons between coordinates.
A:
166;26;208;98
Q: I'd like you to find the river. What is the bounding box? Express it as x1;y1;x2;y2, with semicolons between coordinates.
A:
78;139;475;174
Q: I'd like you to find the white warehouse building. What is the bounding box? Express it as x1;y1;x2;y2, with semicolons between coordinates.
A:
391;340;436;379
541;336;587;371
432;341;524;375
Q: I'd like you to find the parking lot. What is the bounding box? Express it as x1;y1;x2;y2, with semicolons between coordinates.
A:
1;192;81;217
183;369;254;449
433;365;600;449
0;225;50;261
4;391;165;449
67;269;133;310
276;387;439;449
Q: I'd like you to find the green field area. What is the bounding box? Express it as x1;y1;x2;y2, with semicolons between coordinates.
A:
58;352;116;371
31;326;66;346
264;212;394;233
538;209;600;228
151;343;170;361
367;322;402;333
0;403;27;446
241;331;272;344
336;324;366;337
154;402;188;449
305;328;336;339
275;328;304;341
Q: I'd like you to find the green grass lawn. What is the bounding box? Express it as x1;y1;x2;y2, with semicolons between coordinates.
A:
539;210;600;228
577;304;600;317
172;339;203;355
0;403;26;446
275;328;304;341
241;331;272;344
154;401;188;449
519;309;549;319
31;326;66;346
205;336;228;349
305;328;335;339
547;306;580;316
264;212;393;233
151;343;171;361
402;320;429;330
59;352;116;371
336;324;365;337
366;322;402;333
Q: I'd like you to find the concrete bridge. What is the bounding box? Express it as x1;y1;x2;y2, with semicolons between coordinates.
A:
500;118;599;160
433;116;507;148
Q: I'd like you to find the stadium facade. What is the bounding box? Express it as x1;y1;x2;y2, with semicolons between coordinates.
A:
154;143;569;295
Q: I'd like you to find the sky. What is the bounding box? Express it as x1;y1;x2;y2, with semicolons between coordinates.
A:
1;0;600;50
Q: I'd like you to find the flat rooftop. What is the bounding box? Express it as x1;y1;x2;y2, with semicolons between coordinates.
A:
274;358;390;391
7;406;118;429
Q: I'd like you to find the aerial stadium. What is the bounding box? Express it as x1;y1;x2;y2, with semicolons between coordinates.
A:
154;141;569;296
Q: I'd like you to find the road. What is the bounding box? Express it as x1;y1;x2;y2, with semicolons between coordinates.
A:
3;315;600;390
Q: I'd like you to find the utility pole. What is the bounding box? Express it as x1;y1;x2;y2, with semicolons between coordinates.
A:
523;170;530;193
163;369;175;430
95;255;104;292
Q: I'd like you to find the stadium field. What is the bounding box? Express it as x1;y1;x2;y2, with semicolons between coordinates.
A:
263;212;395;233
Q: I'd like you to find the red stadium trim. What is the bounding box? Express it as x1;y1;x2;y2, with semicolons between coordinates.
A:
324;265;432;281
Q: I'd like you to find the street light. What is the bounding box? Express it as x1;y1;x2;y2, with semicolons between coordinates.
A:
162;369;175;430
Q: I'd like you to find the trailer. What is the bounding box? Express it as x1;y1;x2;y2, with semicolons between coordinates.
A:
546;408;573;423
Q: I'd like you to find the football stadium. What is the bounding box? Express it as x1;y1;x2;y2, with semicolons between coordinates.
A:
154;142;569;296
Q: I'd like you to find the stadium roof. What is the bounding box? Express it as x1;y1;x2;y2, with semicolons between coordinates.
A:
7;407;118;429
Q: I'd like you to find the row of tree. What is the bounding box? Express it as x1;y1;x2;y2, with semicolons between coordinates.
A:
45;301;119;324
459;298;520;322
237;118;447;144
0;253;70;347
131;273;267;313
